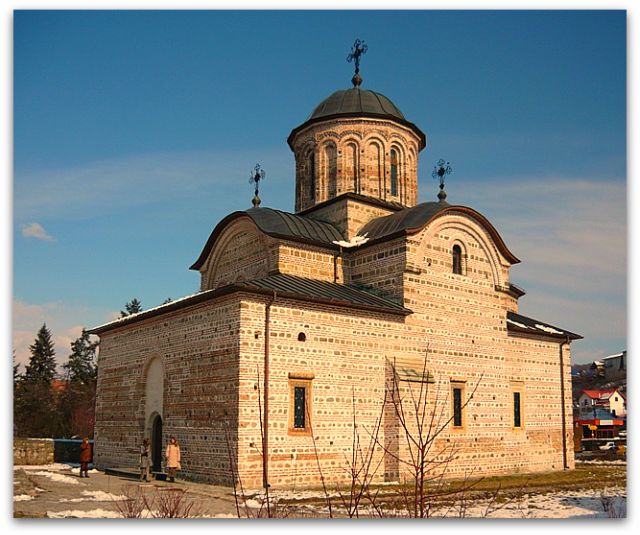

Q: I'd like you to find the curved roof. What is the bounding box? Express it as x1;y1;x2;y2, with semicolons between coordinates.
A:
309;88;406;121
359;201;520;264
190;207;344;270
287;87;426;150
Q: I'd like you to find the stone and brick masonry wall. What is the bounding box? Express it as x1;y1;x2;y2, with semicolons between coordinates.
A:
14;438;54;465
94;294;242;484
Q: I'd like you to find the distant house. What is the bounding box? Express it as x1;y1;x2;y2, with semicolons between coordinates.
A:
578;388;626;418
575;407;625;440
601;351;626;381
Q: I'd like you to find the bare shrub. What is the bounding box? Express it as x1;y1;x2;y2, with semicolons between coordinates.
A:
151;487;200;518
600;491;626;518
114;485;200;519
113;485;148;518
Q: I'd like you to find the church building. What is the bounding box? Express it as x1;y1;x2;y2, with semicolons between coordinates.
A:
90;47;581;489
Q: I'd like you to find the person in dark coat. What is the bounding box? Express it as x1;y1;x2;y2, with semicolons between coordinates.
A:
79;437;92;478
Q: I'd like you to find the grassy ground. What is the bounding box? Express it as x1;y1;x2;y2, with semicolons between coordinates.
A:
272;461;627;511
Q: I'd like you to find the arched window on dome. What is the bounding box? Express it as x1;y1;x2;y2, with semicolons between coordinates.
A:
348;143;359;193
308;151;316;203
367;141;383;198
325;143;337;198
390;149;399;197
452;244;463;275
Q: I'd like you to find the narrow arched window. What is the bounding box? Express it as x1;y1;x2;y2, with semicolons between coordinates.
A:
308;152;315;203
350;144;359;193
452;244;462;275
326;144;337;197
390;149;398;197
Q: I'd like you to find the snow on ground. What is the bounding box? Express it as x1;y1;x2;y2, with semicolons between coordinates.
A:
13;495;34;502
59;490;126;503
70;467;100;475
579;459;626;465
47;508;122;519
14;463;73;471
243;485;626;519
31;471;83;485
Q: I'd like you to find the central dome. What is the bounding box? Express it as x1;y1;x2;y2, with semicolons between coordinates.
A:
308;87;406;121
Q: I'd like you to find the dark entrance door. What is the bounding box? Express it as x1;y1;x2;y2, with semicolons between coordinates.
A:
152;415;163;473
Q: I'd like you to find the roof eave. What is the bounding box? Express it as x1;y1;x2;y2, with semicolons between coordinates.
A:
287;113;426;151
88;283;412;335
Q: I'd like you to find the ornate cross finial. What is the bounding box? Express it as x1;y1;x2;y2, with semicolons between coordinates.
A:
249;163;266;207
432;159;452;202
347;38;368;87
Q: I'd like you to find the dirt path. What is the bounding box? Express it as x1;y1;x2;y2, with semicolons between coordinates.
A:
13;464;238;518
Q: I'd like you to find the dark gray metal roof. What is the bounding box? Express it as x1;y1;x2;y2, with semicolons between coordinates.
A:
359;201;520;264
506;311;582;340
238;273;410;315
191;207;344;270
245;207;343;244
308;88;405;121
360;201;450;241
287;87;426;150
88;273;411;334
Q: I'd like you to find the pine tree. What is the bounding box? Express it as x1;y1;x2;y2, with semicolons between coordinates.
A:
120;298;143;318
63;329;98;385
58;330;99;438
14;324;59;437
24;324;57;383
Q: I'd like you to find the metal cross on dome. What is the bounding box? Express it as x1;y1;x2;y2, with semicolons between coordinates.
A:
249;163;266;208
432;159;453;202
347;39;368;87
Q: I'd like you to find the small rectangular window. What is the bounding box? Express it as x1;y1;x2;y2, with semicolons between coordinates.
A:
288;375;313;434
294;386;306;429
513;391;522;428
453;387;463;427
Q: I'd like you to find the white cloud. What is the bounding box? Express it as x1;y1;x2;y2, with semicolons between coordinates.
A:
14;148;291;221
21;222;54;241
12;300;107;371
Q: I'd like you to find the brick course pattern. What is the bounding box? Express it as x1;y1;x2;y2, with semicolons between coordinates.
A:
93;97;576;490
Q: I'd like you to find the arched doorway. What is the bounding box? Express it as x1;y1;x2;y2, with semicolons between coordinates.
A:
151;414;163;473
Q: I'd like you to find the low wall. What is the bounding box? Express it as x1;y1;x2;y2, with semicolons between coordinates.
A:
13;438;95;465
13;438;54;465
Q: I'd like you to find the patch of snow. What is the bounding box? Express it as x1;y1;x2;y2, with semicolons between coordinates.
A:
59;490;126;503
32;471;83;485
578;459;626;465
13;494;34;502
506;319;531;329
332;234;369;248
535;323;564;335
90;289;214;331
14;463;73;471
47;508;121;519
70;466;100;474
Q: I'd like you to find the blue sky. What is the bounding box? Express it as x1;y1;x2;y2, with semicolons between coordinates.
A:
12;9;626;366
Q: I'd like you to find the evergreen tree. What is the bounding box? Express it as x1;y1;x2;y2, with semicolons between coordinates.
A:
24;324;57;383
58;330;99;438
14;324;58;437
120;298;143;318
63;329;98;385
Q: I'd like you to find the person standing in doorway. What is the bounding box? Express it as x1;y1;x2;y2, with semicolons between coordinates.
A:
165;436;181;483
79;437;92;478
140;437;150;482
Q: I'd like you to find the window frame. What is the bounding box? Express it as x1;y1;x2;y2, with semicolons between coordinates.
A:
288;373;314;436
452;244;463;275
450;380;466;430
511;383;525;430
